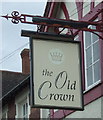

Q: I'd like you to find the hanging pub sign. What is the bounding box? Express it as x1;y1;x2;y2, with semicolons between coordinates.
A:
21;30;84;110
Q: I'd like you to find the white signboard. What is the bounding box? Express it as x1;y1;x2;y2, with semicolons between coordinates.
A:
30;32;84;110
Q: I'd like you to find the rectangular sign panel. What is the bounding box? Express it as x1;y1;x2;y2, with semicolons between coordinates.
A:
30;32;84;110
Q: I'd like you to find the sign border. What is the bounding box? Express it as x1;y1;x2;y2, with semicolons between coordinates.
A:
28;31;84;110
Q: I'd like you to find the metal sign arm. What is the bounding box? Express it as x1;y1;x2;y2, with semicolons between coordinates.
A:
1;11;103;39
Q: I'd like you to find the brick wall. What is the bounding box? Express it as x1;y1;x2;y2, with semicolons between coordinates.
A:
29;108;40;119
8;98;16;119
21;49;30;74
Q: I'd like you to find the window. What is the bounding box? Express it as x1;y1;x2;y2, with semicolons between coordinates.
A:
16;98;29;119
2;105;8;119
2;112;7;119
84;25;101;90
15;89;30;119
15;95;30;119
22;102;28;120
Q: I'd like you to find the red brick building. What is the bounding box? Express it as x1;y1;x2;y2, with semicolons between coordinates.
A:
1;49;40;119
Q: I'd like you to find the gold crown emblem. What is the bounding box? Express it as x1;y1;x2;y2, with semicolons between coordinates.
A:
50;52;63;62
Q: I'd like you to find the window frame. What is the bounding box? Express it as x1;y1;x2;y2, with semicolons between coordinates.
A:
84;25;101;90
2;113;7;119
22;101;28;119
15;89;30;119
2;105;8;119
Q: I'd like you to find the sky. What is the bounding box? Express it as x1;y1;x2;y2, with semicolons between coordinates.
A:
0;1;47;72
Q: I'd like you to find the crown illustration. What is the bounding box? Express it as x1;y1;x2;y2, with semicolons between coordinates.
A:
50;52;63;62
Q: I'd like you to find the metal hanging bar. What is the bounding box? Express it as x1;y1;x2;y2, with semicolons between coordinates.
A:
1;11;103;39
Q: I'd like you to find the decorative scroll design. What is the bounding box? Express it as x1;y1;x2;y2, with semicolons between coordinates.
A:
11;11;20;24
1;11;21;24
